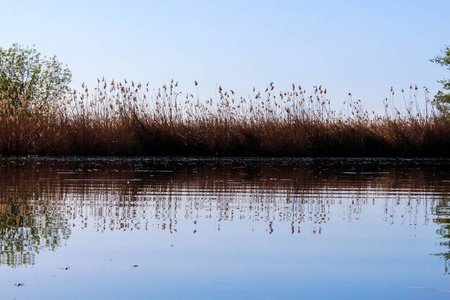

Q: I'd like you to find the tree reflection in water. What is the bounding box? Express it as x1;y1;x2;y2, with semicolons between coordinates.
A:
433;196;450;275
0;202;71;267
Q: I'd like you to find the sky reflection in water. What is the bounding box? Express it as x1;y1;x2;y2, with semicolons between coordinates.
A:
0;157;449;299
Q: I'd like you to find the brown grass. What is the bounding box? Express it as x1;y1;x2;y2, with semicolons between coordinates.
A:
0;79;449;157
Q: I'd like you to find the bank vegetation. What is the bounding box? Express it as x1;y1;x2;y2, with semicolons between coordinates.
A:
0;79;449;157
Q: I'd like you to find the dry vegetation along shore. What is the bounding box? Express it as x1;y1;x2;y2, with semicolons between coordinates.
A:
0;79;449;157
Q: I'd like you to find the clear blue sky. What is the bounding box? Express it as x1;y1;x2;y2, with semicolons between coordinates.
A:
1;0;449;113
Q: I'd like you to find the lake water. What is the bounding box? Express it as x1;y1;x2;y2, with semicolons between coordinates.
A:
0;157;449;299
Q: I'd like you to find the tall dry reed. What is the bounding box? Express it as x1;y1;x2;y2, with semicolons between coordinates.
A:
0;79;449;157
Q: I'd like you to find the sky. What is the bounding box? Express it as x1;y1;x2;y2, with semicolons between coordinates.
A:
1;0;449;113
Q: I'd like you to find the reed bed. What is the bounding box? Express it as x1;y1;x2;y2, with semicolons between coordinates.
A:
0;79;449;157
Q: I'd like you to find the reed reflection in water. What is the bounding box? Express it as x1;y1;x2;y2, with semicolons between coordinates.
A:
0;157;449;299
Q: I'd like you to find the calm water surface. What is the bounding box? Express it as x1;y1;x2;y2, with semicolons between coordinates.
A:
0;157;449;299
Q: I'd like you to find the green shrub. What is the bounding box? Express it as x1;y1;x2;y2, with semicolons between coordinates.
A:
0;43;71;112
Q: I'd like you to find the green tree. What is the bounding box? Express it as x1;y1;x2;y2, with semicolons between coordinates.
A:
430;45;450;116
0;43;72;111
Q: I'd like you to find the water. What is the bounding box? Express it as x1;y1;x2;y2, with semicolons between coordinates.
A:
0;157;449;299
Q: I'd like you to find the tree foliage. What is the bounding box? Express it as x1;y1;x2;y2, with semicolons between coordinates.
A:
430;45;450;116
0;43;72;111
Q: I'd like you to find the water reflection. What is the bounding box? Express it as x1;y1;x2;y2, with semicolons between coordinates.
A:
0;195;71;267
0;157;449;269
433;196;450;274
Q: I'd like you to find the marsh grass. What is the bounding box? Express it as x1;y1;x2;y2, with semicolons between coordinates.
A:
0;79;449;157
